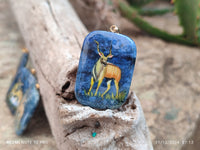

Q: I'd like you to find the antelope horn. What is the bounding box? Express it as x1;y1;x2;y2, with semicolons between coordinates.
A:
107;41;113;57
94;40;100;53
95;40;104;56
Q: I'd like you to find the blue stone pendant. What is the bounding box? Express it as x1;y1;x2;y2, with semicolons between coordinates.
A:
14;68;39;135
75;26;137;109
6;50;40;135
6;52;29;114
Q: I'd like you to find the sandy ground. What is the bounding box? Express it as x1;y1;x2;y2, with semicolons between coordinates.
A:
0;0;200;150
131;12;200;150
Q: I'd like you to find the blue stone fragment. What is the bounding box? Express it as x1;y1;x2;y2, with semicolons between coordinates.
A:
14;68;39;135
17;52;29;71
92;132;97;137
6;52;40;135
6;53;29;114
75;31;137;109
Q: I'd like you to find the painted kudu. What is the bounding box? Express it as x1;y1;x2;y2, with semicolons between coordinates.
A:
88;40;121;98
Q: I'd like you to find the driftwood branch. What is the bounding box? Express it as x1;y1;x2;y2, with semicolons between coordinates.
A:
9;0;153;149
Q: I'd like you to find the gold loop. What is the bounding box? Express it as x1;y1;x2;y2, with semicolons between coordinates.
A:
110;25;120;33
31;68;36;75
22;48;28;53
35;83;40;89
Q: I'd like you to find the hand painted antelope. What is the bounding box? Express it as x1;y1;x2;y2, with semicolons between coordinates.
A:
88;40;121;98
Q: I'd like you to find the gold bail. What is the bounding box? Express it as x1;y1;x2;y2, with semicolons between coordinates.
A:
22;48;28;53
110;25;120;33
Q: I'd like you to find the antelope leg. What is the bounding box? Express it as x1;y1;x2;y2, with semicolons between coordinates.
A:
88;77;94;95
101;80;111;98
94;79;103;96
114;80;119;98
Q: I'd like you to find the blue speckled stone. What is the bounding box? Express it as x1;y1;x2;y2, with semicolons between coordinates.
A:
14;68;39;135
17;52;28;71
75;31;137;109
6;53;39;135
6;53;29;114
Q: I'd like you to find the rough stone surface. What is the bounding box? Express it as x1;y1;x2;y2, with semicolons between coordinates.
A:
60;92;153;150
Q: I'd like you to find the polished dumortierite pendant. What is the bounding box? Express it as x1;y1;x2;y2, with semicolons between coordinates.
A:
6;51;40;135
75;27;137;109
6;52;29;114
14;67;40;135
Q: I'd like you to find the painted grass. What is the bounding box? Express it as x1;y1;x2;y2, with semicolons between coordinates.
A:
84;89;126;102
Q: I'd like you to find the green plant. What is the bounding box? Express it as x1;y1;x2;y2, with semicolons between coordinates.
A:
173;0;200;43
127;0;155;7
118;0;200;46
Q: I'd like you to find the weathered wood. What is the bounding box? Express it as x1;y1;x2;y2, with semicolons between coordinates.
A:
9;0;153;149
